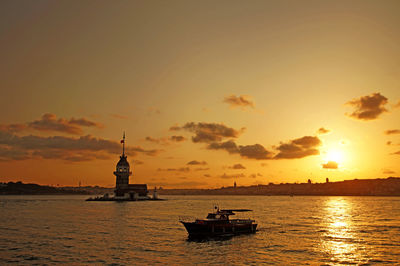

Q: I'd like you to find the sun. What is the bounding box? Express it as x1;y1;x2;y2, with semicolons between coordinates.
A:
325;149;345;164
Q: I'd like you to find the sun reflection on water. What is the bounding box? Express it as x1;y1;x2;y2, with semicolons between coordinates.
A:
320;198;367;264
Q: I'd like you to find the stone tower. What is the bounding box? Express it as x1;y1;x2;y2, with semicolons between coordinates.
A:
114;132;132;196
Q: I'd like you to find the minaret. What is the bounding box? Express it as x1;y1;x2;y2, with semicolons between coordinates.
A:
114;132;132;196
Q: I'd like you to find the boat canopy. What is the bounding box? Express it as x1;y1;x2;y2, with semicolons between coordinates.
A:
220;209;252;212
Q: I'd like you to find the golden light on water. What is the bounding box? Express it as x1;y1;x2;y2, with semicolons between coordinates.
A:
321;198;366;264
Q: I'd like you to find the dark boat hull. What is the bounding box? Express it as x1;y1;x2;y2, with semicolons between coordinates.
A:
181;221;257;238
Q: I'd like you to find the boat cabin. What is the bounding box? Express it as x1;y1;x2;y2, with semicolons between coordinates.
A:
205;208;252;221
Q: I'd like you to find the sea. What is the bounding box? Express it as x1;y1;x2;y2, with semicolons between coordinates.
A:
1;195;399;265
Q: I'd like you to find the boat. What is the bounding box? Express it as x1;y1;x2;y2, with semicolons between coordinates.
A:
180;206;257;238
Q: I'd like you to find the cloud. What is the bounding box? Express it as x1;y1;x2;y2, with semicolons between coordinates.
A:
145;136;170;145
239;144;273;160
392;151;400;155
382;169;396;175
0;113;103;135
0;131;161;161
220;173;246;179
274;136;321;159
208;140;239;154
171;122;244;143
204;174;211;177
157;167;190;172
170;135;186;142
208;136;320;160
147;107;161;115
0;124;27;133
0;146;30;161
110;114;128;119
229;163;246;169
194;167;210;171
133;160;144;165
29;113;103;134
223;95;254;109
394;100;400;108
145;136;162;143
317;127;330;134
249;173;263;178
387;141;400;146
346;93;388;120
145;135;187;145
169;125;180;131
385;129;400;135
176;120;321;161
187;160;207;165
207;141;273;160
322;161;338;169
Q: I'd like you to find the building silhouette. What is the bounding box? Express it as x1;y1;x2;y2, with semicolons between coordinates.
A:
114;132;148;199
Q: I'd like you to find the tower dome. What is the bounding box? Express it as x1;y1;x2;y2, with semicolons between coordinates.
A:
117;155;129;167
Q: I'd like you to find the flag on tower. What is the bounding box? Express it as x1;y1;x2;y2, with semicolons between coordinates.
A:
121;132;125;143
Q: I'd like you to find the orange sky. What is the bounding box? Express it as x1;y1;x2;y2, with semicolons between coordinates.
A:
1;0;399;188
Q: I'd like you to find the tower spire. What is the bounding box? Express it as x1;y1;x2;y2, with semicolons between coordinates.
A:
121;131;126;156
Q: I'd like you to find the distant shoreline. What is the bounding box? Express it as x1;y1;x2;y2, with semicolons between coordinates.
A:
2;177;400;196
157;177;400;197
0;181;113;195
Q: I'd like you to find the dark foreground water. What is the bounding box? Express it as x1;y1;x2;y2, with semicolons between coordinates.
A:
1;195;400;265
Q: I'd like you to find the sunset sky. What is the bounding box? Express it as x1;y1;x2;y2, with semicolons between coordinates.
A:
1;0;399;188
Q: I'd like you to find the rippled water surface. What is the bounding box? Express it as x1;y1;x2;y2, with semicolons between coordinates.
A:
1;195;400;265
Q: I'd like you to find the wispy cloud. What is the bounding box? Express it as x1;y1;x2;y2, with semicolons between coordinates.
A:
194;167;210;171
0;113;102;135
317;127;330;134
223;95;254;109
170;135;186;142
229;163;246;169
145;136;169;145
384;129;400;135
249;173;263;178
0;131;161;162
147;107;161;115
322;161;338;169
110;114;128;119
220;173;246;179
382;169;396;175
145;135;187;145
29;113;103;134
187;160;207;165
208;141;273;160
170;122;244;143
157;167;190;172
346;92;388;120
386;141;400;146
